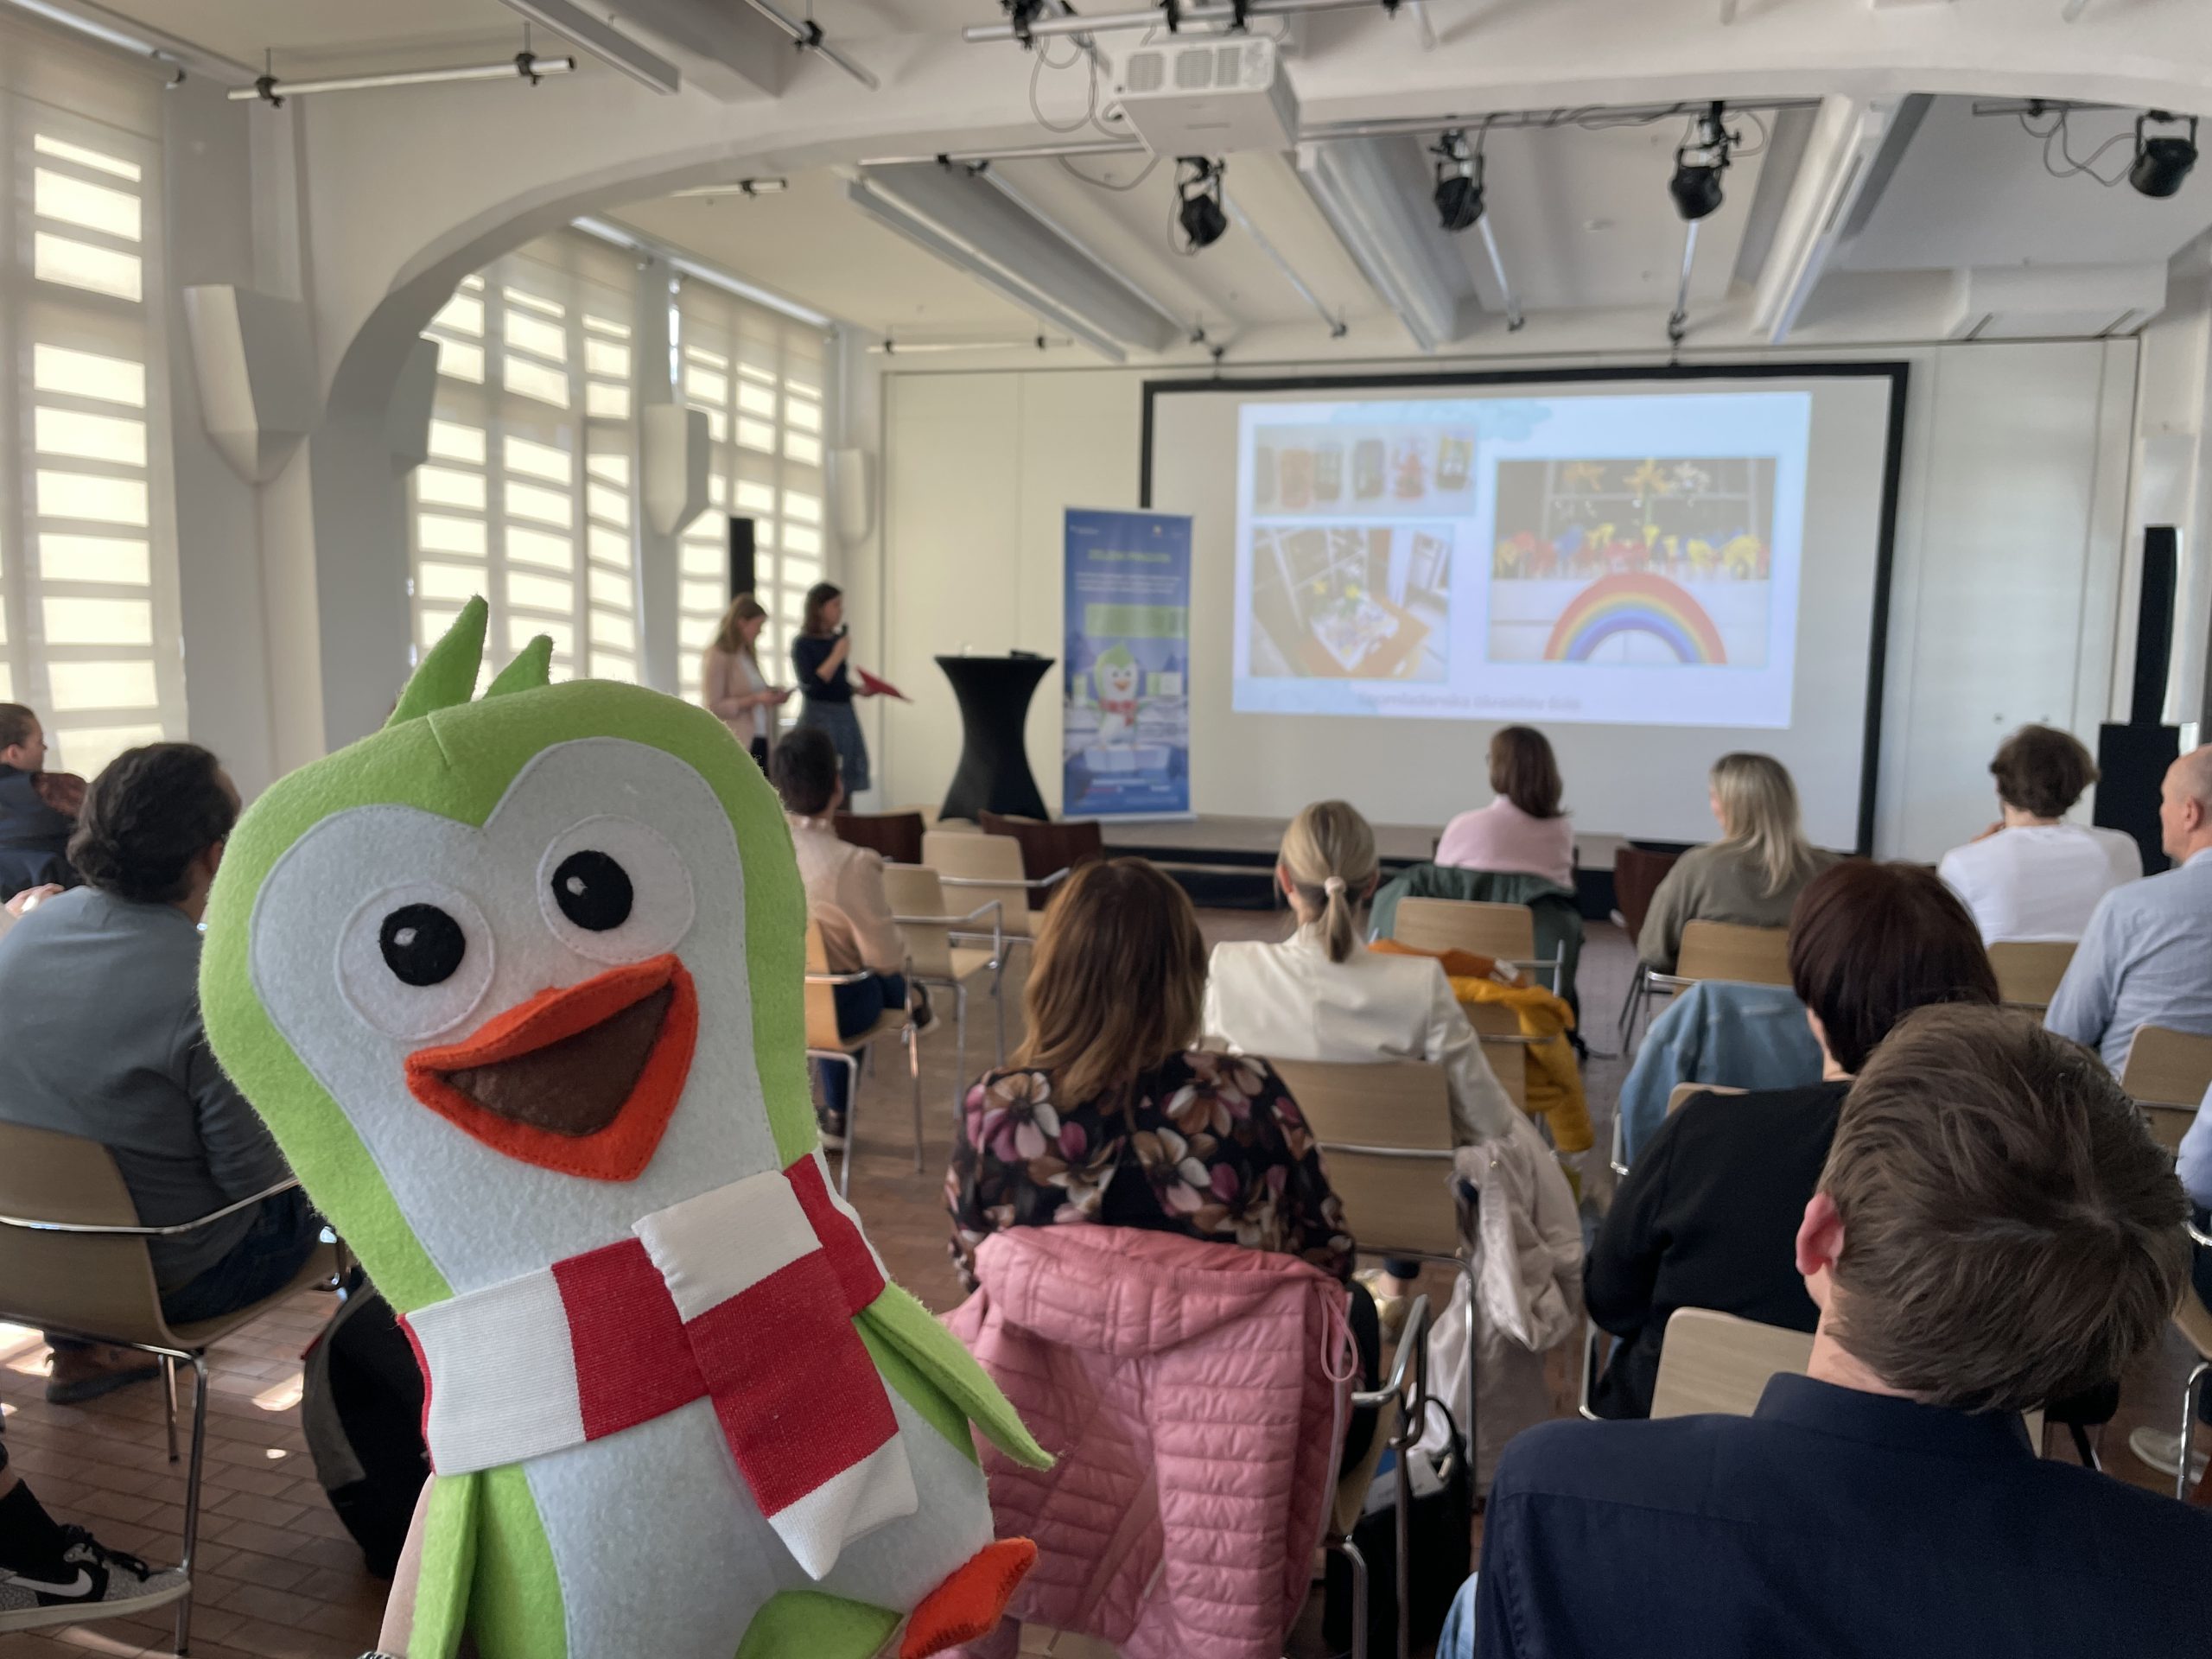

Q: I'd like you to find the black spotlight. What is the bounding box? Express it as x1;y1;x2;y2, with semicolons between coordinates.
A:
1432;130;1484;232
1669;100;1734;221
2130;111;2200;199
1177;157;1228;250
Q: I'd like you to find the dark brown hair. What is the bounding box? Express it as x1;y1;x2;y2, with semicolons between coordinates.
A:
770;724;838;817
800;582;842;639
0;703;35;753
1821;1005;2189;1411
1788;860;1999;1075
1489;726;1563;820
70;743;236;904
1011;858;1207;1105
1989;724;2098;821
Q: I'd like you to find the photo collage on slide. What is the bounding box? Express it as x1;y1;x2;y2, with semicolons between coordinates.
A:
1489;455;1778;670
1247;423;1472;684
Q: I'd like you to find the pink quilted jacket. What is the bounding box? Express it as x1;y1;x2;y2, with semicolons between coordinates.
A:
944;1226;1353;1659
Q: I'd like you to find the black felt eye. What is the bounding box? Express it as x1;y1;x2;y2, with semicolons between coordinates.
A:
379;904;467;987
552;850;633;932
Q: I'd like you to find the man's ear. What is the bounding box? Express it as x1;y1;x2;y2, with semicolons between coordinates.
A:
1795;1191;1845;1282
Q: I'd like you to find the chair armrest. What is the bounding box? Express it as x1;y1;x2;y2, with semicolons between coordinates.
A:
804;969;875;988
892;900;1005;929
1610;1107;1629;1179
0;1177;302;1238
939;870;1070;893
1030;866;1072;891
1352;1294;1432;1410
2190;1217;2212;1250
1643;970;1693;993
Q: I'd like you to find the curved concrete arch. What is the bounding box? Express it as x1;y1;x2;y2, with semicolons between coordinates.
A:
289;0;2212;755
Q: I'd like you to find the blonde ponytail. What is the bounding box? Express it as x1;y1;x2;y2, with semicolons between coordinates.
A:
1281;802;1378;963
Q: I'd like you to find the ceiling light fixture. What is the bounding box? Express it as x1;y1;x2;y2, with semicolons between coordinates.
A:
230;53;574;103
1176;157;1229;251
1431;129;1485;232
2129;110;2199;198
672;178;791;199
1669;100;1736;220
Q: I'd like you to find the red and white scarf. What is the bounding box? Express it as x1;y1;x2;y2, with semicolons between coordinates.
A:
398;1152;912;1580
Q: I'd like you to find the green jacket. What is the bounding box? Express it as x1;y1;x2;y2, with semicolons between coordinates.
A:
1369;863;1584;1018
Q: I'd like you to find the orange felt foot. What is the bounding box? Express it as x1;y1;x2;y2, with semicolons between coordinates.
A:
899;1538;1038;1659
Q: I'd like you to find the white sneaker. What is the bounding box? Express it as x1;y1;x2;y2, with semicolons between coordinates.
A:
2127;1426;2211;1483
0;1527;189;1633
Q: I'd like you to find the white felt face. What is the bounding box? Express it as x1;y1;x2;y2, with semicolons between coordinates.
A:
250;737;785;1293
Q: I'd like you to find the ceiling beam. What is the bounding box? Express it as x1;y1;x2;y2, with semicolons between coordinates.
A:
496;0;681;94
594;0;797;99
1750;96;1900;343
1295;136;1478;353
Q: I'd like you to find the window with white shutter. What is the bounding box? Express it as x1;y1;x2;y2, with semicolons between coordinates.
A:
673;282;830;701
0;23;181;779
410;232;641;685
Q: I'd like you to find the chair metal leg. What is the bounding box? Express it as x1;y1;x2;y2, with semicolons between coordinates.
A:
175;1352;210;1656
1458;1255;1479;1510
2179;1361;2209;1502
951;983;969;1118
834;1054;861;1199
162;1355;179;1465
1326;1535;1368;1659
992;957;1007;1067
907;1025;924;1174
2069;1421;2100;1471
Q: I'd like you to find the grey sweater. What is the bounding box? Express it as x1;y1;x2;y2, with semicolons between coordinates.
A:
1637;842;1837;972
0;887;289;1287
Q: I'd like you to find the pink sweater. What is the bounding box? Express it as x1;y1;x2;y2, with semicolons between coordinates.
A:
944;1227;1351;1659
1437;798;1575;887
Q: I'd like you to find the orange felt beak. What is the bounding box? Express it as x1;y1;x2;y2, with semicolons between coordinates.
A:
404;954;698;1181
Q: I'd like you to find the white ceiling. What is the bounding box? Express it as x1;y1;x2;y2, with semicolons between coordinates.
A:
1843;99;2212;273
116;0;527;71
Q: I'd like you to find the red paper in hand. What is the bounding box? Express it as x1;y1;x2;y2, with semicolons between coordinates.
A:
855;669;909;702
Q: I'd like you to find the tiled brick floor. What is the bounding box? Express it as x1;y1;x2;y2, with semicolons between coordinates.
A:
0;915;2198;1657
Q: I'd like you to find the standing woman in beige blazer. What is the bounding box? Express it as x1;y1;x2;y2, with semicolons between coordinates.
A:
700;594;788;770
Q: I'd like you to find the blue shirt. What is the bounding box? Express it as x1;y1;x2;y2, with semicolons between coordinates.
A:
1476;1374;2212;1658
2177;1081;2212;1210
2047;848;2212;1071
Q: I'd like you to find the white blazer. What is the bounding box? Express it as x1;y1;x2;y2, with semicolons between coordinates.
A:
1201;923;1519;1145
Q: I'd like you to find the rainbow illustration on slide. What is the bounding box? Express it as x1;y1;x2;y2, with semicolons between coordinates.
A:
1542;573;1728;665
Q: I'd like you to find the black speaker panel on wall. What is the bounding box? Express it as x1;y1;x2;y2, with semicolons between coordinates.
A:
728;516;757;600
2095;525;2182;875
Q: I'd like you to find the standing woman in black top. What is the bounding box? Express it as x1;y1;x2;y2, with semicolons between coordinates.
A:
791;582;876;797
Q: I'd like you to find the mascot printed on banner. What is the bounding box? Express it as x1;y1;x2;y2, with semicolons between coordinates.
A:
200;600;1048;1659
1091;644;1144;748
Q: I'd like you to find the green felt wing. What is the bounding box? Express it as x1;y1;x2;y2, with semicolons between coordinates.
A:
858;1283;1052;1471
408;1472;478;1659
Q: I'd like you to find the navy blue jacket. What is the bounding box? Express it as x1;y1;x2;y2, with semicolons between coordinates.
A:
1477;1373;2212;1657
0;765;74;899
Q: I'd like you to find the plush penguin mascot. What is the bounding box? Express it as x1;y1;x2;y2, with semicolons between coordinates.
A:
200;600;1046;1659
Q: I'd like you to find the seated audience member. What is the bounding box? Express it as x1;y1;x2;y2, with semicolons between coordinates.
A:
1477;1007;2212;1657
2046;744;2212;1071
1436;726;1574;888
0;745;319;1402
1637;752;1833;973
0;884;59;942
947;857;1354;1294
1205;799;1519;1148
771;725;918;1145
1614;977;1824;1166
1937;722;2139;944
1587;861;1997;1419
0;1440;185;1628
0;705;83;899
2140;1079;2212;1486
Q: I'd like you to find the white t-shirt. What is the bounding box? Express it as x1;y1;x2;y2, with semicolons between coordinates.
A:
1936;822;2143;944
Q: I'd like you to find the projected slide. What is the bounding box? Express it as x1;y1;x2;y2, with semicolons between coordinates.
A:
1232;391;1811;728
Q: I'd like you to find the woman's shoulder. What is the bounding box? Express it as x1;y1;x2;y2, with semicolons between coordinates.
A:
1173;1047;1284;1095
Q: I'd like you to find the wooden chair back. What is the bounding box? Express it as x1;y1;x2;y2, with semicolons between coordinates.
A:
925;830;1035;937
1649;1308;1815;1420
1612;846;1681;943
835;810;925;867
982;812;1103;896
803;920;849;1049
881;865;955;980
1393;897;1535;963
1986;940;2076;1011
2121;1025;2212;1152
1666;1081;1747;1116
1675;921;1792;988
1267;1058;1459;1259
0;1122;173;1349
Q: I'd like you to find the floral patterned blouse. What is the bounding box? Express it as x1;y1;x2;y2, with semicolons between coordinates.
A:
945;1049;1357;1293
